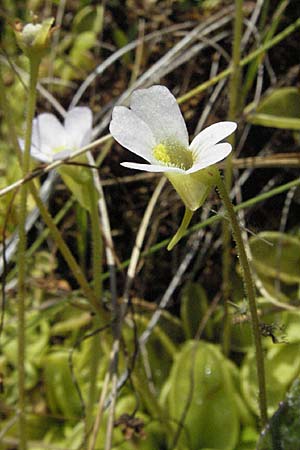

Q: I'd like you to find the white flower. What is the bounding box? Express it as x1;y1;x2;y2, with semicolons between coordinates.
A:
19;107;93;163
109;85;236;175
109;86;236;211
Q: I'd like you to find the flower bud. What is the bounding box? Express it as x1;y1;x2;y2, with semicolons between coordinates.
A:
15;17;55;60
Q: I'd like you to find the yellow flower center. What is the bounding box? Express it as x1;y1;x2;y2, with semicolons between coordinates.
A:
153;142;194;170
53;145;68;154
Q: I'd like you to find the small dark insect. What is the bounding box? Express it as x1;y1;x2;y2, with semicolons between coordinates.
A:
259;322;287;344
114;413;146;440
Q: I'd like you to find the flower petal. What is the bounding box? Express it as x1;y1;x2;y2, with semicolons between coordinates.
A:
130;85;189;148
189;121;237;153
121;162;184;173
19;137;53;163
32;113;66;153
30;145;54;162
110;106;156;162
186;143;232;174
65;107;93;148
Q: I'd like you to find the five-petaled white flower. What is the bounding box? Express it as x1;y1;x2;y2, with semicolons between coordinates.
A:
19;106;97;211
109;85;237;211
19;107;92;163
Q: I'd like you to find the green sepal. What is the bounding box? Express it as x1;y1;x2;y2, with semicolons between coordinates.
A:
166;165;216;212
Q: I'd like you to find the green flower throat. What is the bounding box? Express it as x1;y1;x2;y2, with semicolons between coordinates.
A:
153;143;194;170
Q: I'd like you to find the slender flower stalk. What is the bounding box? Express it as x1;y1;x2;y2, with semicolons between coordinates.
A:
214;169;268;427
17;55;40;450
14;18;56;446
14;22;57;445
222;0;244;356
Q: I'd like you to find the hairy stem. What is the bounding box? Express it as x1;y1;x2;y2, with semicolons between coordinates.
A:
17;56;40;450
215;170;268;427
222;0;243;355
